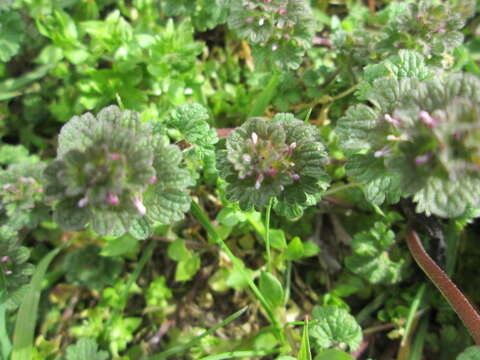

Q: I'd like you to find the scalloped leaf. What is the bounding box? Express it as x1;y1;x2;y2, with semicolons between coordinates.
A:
345;222;406;284
413;176;480;218
309;306;362;352
65;338;109;360
346;154;402;205
0;11;24;62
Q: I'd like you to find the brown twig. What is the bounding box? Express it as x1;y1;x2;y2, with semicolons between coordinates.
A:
406;229;480;345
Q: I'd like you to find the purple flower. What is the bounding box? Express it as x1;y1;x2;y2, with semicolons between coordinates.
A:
419;110;439;127
245;17;254;23
108;193;120;206
268;168;278;176
384;114;400;127
77;196;89;208
374;147;390;158
1;256;9;263
415;153;431;166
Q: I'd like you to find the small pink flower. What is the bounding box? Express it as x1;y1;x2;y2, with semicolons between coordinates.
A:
108;193;120;206
291;173;300;181
264;0;272;3
278;8;287;15
148;176;157;184
415;153;431;166
374;147;390;158
110;153;121;160
284;34;291;40
77;196;89;208
384;114;400;127
134;195;146;216
1;256;9;263
245;17;254;23
268;168;278;176
419;110;438;127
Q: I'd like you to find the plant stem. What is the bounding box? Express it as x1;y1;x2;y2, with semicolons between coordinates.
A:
249;72;280;117
191;200;285;343
265;198;273;273
406;229;480;344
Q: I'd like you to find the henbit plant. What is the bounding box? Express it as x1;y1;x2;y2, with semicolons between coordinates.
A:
218;114;330;213
338;68;480;345
43;105;193;237
378;0;475;63
228;0;315;71
338;72;480;218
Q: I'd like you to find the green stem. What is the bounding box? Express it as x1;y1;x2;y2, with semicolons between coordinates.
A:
191;200;285;343
265;198;273;273
249;72;280;117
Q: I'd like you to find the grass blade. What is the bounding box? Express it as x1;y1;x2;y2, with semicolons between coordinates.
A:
298;317;312;360
11;247;62;360
198;349;279;360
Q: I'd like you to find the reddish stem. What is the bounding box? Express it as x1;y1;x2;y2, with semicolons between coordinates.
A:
406;229;480;344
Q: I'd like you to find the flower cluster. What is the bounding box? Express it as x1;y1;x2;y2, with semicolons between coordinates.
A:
228;0;315;70
218;114;330;211
0;228;34;301
338;73;480;218
44;106;192;236
382;0;475;62
0;162;47;231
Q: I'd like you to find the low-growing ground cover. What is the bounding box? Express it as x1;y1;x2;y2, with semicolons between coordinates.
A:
1;0;480;359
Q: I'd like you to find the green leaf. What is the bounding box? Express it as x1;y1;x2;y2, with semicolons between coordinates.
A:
314;349;355;360
0;11;24;62
309;306;362;352
128;217;152;240
165;103;218;150
167;239;191;262
65;338;109;360
346;154;402;205
259;271;284;307
64;245;123;291
269;229;287;250
285;237;304;261
101;234;139;257
345;222;405;284
457;346;480;360
357;50;434;100
175;254;201;282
